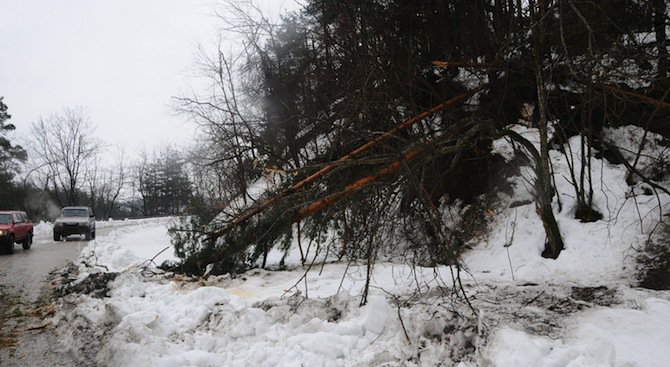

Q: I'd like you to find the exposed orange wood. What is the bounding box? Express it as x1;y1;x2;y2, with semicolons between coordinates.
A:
206;87;486;239
293;145;427;221
290;86;485;192
291;120;472;222
603;84;670;112
431;60;493;69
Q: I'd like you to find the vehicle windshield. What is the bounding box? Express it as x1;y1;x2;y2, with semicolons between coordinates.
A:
0;214;11;224
62;208;89;217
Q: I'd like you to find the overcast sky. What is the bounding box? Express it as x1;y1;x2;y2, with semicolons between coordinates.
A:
0;0;300;158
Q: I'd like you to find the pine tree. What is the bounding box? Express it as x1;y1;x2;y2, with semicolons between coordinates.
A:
0;97;27;209
173;0;670;275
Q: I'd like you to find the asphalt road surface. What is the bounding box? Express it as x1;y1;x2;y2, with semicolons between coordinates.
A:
0;226;115;367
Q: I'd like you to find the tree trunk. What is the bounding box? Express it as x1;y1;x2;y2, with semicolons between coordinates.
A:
205;89;482;241
533;0;564;259
654;0;668;80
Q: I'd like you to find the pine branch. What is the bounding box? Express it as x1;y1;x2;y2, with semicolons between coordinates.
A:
205;87;486;241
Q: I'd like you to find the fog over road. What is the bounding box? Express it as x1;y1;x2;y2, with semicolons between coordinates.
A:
0;225;118;366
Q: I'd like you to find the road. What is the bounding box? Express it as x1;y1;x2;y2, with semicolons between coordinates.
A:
0;226;116;367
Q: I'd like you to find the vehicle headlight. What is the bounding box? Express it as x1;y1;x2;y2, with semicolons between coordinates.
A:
0;230;4;236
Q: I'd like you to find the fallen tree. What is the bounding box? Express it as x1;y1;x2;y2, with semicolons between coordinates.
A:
170;88;496;275
205;88;486;242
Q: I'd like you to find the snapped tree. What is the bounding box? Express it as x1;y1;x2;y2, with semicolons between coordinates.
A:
170;0;670;277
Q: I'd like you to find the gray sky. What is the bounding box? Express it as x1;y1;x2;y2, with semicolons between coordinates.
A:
0;0;300;157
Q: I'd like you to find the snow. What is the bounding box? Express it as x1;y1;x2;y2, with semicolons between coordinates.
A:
484;124;665;286
487;295;670;367
51;125;670;366
84;217;177;271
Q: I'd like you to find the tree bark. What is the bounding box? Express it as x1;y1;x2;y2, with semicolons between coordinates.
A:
654;0;668;80
532;0;564;259
206;89;484;240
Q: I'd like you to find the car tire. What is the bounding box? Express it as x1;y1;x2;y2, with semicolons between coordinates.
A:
91;230;96;240
4;236;14;254
85;229;91;241
22;234;32;250
53;232;61;242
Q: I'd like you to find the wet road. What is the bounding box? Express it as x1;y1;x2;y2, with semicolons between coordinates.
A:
0;226;115;366
0;235;87;303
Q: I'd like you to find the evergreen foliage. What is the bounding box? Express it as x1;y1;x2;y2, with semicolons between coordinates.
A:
172;0;670;275
0;97;27;171
0;97;28;209
138;148;194;217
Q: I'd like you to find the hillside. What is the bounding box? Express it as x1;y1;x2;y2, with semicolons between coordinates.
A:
48;124;670;366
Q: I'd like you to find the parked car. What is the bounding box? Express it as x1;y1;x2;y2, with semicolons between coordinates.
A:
0;211;34;254
53;206;96;241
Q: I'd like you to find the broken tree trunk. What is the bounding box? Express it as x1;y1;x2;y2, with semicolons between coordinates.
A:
292;121;482;222
206;87;486;241
294;142;427;222
201;121;481;272
603;84;670;112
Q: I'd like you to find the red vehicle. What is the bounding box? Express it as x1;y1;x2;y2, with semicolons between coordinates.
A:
0;211;33;254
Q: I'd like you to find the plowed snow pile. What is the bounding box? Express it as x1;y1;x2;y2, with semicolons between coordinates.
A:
52;126;670;366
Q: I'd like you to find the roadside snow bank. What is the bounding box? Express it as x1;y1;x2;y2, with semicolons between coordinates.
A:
59;270;482;367
78;217;177;273
487;296;670;367
34;221;53;238
53;124;670;366
57;220;487;366
55;210;670;366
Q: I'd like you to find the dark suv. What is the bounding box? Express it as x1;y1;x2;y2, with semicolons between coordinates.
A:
0;211;34;254
53;206;96;241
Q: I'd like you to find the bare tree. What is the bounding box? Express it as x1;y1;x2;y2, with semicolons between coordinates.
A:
87;147;126;218
174;42;262;207
529;0;564;259
132;147;151;216
31;107;101;206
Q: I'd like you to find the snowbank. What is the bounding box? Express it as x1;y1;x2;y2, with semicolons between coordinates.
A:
77;217;177;273
477;125;668;286
487;295;670;367
53;125;670;366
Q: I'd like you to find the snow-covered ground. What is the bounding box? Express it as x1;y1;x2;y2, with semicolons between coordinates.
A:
51;125;670;366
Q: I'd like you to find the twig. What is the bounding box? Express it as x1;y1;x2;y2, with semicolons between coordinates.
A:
337;259;353;294
604;141;670;197
144;246;171;268
396;300;411;343
504;209;518;281
455;264;477;316
83;248;109;271
524;290;545;307
282;246;321;299
25;320;52;331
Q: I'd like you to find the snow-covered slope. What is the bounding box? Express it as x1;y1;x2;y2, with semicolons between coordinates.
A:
52;125;670;366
